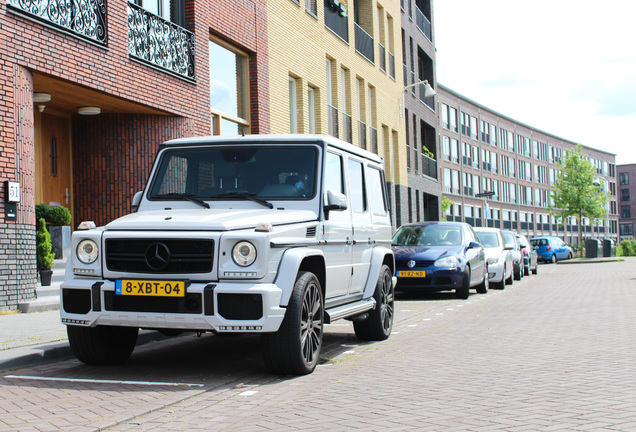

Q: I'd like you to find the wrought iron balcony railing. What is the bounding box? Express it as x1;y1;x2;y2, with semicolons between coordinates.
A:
128;2;195;81
8;0;107;45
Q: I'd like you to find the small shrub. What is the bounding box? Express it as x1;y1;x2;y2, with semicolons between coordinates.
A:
49;205;72;226
36;218;56;269
618;239;636;257
35;203;51;225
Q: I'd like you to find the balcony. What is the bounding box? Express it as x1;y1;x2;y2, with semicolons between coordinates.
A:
378;43;386;73
8;0;107;45
370;126;378;154
128;2;196;81
421;154;437;179
328;104;339;138
358;121;367;150
342;113;353;144
415;6;432;42
354;23;374;63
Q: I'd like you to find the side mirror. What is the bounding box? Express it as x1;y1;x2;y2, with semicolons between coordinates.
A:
503;243;514;250
131;191;143;212
468;241;482;249
324;190;348;215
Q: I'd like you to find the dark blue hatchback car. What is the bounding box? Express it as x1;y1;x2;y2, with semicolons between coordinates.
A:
391;222;488;299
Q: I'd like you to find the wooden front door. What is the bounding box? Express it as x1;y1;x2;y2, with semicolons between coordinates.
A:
35;112;73;220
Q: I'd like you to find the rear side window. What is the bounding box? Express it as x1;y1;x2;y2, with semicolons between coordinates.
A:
368;166;387;215
347;159;366;213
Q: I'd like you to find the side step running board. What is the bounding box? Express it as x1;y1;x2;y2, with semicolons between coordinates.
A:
324;298;376;324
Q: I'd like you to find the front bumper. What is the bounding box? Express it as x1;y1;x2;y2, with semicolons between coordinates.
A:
486;261;505;283
394;267;463;291
60;278;286;333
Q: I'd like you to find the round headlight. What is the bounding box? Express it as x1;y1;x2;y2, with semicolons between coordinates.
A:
232;241;257;267
77;239;99;264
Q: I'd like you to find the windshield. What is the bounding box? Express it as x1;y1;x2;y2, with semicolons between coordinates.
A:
149;146;318;201
476;231;500;248
393;225;462;247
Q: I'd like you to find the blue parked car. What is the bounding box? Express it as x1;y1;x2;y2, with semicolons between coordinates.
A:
530;236;574;263
392;222;488;299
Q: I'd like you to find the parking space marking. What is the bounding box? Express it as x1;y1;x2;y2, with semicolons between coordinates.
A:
5;375;203;387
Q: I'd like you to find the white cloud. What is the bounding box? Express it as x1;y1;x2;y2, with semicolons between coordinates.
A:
434;0;636;164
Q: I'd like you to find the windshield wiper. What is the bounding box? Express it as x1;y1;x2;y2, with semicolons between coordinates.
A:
209;192;273;209
153;193;210;209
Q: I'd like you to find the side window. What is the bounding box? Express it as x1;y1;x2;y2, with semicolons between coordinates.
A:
465;225;477;243
368;166;387;215
348;159;366;213
325;151;344;194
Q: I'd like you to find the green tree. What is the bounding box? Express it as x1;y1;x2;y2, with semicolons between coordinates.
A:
549;145;608;253
441;196;453;221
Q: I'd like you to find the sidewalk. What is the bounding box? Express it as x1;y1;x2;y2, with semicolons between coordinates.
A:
1;260;167;371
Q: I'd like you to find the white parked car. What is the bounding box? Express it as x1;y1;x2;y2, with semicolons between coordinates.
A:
474;227;513;289
501;230;524;281
61;135;396;375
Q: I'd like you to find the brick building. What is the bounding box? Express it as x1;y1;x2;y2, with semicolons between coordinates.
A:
266;0;408;226
617;164;636;241
0;0;271;309
399;0;441;224
437;85;618;246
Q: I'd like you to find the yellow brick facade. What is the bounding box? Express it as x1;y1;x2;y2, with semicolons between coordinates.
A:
266;0;407;187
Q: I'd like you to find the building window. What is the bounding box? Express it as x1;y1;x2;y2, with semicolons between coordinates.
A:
621;189;630;202
619;172;629;185
324;0;349;41
306;0;317;16
308;86;317;134
209;39;249;135
620;223;633;236
621;205;631;218
289;77;298;133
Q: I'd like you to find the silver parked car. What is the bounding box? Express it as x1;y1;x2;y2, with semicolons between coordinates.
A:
474;227;513;290
516;234;538;275
501;230;524;281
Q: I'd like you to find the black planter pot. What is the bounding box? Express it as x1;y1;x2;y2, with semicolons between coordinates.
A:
40;269;53;286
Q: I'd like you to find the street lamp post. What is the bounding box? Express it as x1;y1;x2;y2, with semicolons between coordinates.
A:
476;191;495;227
400;80;436;118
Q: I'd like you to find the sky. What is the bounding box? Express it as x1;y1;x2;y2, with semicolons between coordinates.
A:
433;0;636;165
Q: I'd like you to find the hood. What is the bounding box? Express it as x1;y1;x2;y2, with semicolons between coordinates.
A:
105;208;318;231
482;247;504;260
392;245;465;261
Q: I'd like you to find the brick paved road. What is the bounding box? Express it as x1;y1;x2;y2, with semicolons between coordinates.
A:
1;258;635;431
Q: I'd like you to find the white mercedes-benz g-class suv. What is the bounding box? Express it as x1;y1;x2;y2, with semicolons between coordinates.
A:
61;134;395;375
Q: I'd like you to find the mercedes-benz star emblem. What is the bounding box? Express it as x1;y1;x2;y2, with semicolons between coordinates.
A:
407;260;416;268
145;242;171;271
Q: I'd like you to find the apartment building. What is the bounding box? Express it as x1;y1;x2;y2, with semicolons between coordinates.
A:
399;0;441;225
266;0;407;225
437;85;618;245
0;0;271;308
617;164;636;240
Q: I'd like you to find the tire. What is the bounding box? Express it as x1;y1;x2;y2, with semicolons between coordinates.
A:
505;266;513;286
524;265;530;276
568;252;573;260
67;325;138;365
550;254;557;264
455;267;470;299
354;265;394;341
475;272;488;294
513;263;522;281
532;263;538;275
262;271;324;375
